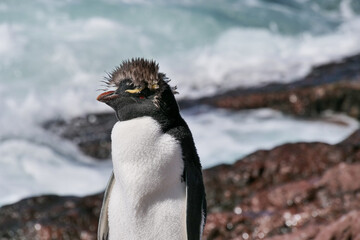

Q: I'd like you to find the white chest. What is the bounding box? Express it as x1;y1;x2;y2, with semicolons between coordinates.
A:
108;117;186;240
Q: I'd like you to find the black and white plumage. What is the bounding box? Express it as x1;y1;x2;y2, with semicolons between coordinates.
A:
97;58;206;240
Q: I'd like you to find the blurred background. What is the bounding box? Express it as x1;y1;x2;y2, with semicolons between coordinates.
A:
1;1;360;238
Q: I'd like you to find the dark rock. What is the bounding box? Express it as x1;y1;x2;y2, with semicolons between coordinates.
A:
0;193;103;239
201;130;360;239
266;210;360;240
339;128;360;146
203;141;352;213
44;113;116;160
195;54;360;119
2;130;360;239
204;81;360;119
180;53;360;110
313;210;360;240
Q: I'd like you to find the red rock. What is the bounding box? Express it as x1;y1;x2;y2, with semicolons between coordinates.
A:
202;130;360;239
266;225;319;240
197;54;360;119
317;162;360;195
314;210;360;240
203;141;350;212
0;194;102;239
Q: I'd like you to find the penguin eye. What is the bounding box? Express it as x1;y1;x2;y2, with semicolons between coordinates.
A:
125;86;152;100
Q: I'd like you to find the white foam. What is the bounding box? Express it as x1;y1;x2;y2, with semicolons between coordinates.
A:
0;25;12;55
184;108;359;168
340;0;356;20
0;24;26;62
0;94;112;207
167;16;360;98
59;17;125;41
0;139;111;206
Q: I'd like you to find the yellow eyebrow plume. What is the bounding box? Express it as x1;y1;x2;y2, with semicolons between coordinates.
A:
150;84;159;90
125;87;144;94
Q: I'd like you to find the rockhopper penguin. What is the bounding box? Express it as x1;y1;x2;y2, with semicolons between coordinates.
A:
96;58;207;240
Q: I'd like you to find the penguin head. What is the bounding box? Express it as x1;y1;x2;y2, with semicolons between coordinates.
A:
97;58;179;122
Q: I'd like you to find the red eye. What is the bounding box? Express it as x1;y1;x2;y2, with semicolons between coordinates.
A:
139;95;145;99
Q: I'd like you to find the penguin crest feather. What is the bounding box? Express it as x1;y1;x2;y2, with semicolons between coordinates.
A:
105;58;178;94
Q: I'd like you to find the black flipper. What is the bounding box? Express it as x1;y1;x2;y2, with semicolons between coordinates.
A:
98;171;115;240
167;123;207;240
185;162;207;240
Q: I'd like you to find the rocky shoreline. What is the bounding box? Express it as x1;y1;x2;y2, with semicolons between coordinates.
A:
1;130;360;239
203;130;360;239
1;54;360;239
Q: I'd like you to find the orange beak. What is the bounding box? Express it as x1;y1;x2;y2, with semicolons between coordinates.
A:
96;91;119;103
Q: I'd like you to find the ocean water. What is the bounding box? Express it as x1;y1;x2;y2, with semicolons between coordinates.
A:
0;0;360;206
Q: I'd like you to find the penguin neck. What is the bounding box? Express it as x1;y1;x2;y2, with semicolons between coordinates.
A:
148;95;186;133
151;110;185;133
116;107;184;134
